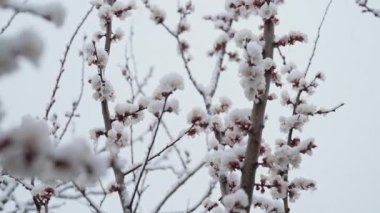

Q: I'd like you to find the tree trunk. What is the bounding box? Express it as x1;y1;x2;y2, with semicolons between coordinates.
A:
240;17;275;211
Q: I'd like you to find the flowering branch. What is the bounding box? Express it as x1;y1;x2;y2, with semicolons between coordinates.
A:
240;2;275;210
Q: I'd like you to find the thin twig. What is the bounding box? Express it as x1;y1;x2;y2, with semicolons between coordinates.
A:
0;0;29;35
44;5;94;120
58;35;87;140
129;97;169;208
123;124;195;176
73;183;103;213
153;160;205;212
304;0;333;76
187;181;216;213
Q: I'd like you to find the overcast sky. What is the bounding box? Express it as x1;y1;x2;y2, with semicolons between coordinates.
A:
1;0;380;212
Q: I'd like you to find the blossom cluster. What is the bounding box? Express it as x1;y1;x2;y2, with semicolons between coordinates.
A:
0;116;107;185
199;1;335;212
234;28;275;103
0;1;66;74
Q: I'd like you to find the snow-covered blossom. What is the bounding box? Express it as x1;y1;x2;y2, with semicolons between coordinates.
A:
225;108;251;132
187;107;208;127
51;138;108;184
286;69;306;89
186;107;209;136
98;4;113;29
280;90;292;106
31;184;54;197
209;115;225;139
234;29;257;48
115;103;138;115
153;73;184;99
276;31;308;46
221;150;240;171
37;2;66;27
207;138;220;150
0;116;106;184
1;1;66;27
269;175;288;199
177;18;190;34
225;0;257;17
31;184;54;205
295;103;317;115
288;178;316;202
280;62;297;75
92;31;104;41
115;103;144;125
85;43;108;69
111;0;136;20
90;0;103;9
88;75;115;102
209;33;229;56
297;138;317;155
203;198;220;211
279;115;308;133
165;99;180;114
107;121;129;147
239;63;266;102
160;72;185;91
204;12;233;31
148;99;168;117
89;127;105;142
274;144;301;170
0;116;51;176
0;29;43;74
138;96;151;109
150;5;166;24
222;189;249;212
246;41;263;63
252;195;284;213
112;27;125;42
259;2;277;20
234;29;268;102
211;96;232;114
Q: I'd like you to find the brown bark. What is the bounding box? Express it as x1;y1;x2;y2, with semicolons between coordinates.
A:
240;18;274;211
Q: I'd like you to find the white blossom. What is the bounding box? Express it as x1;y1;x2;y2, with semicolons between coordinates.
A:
112;0;136;20
222;189;249;211
150;5;166;24
259;2;277;20
0;29;43;74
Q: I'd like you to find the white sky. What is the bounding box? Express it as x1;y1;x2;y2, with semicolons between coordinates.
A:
1;0;380;212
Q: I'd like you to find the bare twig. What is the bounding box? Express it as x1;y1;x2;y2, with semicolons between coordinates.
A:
129;97;169;209
58;35;87;140
187;181;216;213
304;0;333;76
276;47;287;65
73;183;104;213
0;0;29;35
123;124;195;176
153;160;205;212
44;5;94;120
